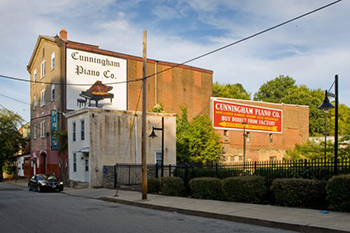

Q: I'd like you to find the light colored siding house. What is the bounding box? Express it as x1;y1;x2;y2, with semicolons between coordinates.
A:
66;108;176;188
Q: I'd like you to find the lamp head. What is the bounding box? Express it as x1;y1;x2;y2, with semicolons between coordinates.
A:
318;90;334;113
148;128;157;138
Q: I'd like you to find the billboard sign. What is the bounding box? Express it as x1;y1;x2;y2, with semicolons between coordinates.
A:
212;98;283;133
66;48;127;110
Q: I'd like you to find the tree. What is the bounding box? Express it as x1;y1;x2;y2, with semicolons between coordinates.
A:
176;107;191;163
152;103;165;113
285;140;325;160
254;75;296;103
213;82;251;100
281;85;325;136
176;107;222;164
286;137;350;160
281;85;350;137
0;109;26;181
55;130;68;156
332;104;350;136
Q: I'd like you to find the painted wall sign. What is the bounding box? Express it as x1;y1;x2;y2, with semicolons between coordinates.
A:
51;109;59;150
66;48;127;110
211;99;283;133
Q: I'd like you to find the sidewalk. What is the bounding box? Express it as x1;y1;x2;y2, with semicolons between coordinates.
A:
8;180;350;233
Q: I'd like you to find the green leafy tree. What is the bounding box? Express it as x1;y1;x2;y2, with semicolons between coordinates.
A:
152;103;165;113
54;130;68;156
188;115;222;164
213;82;251;100
331;104;350;136
339;135;350;158
253;76;350;137
176;107;191;163
176;107;222;164
254;75;296;103
285;140;325;160
0;109;26;181
281;85;325;136
281;85;350;137
286;137;350;161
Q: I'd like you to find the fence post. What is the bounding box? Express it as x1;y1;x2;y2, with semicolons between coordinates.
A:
215;163;218;177
128;165;131;185
155;163;159;178
174;165;177;176
114;164;117;188
254;161;257;175
168;165;172;177
184;163;189;188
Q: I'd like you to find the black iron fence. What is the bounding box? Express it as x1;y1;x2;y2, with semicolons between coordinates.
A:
114;158;350;188
175;158;350;187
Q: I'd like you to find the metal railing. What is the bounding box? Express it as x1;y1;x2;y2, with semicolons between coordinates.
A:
114;158;350;188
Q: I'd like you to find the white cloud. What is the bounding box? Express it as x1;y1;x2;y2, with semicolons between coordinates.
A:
0;0;349;123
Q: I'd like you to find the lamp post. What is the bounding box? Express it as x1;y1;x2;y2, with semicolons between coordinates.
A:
318;90;334;159
242;121;247;169
318;75;338;175
149;117;164;177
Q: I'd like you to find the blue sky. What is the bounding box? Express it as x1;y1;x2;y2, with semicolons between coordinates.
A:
0;0;349;123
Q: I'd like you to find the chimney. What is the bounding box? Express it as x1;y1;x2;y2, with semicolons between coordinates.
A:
60;29;67;40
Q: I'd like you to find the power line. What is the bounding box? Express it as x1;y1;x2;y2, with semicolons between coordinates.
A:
0;0;341;86
143;0;342;80
0;93;30;105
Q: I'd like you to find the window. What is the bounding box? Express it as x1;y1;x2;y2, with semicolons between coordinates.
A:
51;84;55;101
51;52;55;70
33;124;37;139
81;120;85;141
40;89;46;107
224;130;229;141
72;122;76;141
41;60;46;79
155;151;162;166
40;121;45;138
34;69;37;82
73;154;77;172
246;132;251;143
269;133;273;143
85;158;89;172
33;95;37;110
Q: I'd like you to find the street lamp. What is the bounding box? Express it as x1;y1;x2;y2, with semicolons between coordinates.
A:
149;117;164;177
318;75;338;175
242;121;247;169
318;90;334;159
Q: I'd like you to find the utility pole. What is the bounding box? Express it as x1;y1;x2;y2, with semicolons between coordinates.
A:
141;30;147;200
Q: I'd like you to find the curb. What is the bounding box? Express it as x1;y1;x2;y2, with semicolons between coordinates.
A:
99;197;349;233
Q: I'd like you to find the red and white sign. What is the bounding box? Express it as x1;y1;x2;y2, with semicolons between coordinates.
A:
211;99;283;133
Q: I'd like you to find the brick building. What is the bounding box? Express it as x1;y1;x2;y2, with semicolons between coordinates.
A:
27;29;213;182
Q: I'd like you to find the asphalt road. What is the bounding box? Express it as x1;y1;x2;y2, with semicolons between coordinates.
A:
0;182;297;233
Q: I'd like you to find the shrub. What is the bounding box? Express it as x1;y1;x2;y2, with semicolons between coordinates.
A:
222;176;266;204
189;177;223;200
160;177;185;196
326;174;350;212
272;178;327;209
147;177;160;194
